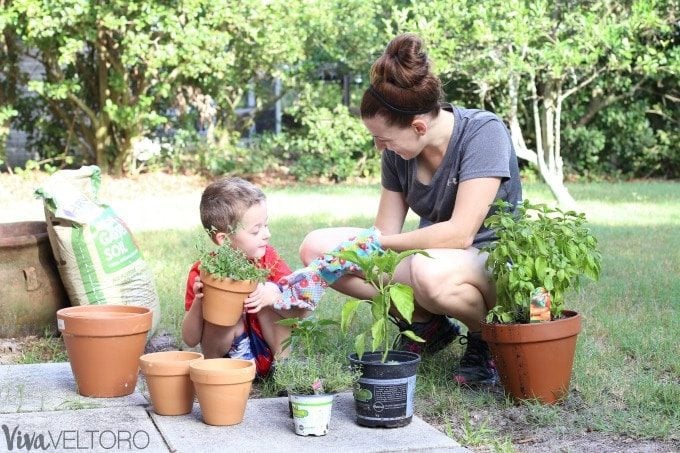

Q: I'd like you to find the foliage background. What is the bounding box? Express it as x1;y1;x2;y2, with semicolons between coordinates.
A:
1;0;677;181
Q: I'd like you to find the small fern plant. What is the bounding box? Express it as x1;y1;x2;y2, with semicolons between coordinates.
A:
196;234;268;282
273;317;359;395
482;200;602;323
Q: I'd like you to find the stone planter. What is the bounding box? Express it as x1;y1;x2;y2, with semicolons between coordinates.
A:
0;221;68;337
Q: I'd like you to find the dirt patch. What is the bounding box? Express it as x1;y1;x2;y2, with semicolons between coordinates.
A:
433;403;679;453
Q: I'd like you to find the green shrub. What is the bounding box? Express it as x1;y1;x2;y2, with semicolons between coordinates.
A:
262;103;378;182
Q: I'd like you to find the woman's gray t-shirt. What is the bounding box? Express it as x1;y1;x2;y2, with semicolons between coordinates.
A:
381;104;522;248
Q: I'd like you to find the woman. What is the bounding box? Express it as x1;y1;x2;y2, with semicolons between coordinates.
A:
299;33;522;386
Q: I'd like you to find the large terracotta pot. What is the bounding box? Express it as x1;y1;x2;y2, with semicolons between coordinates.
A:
481;310;581;404
0;221;68;337
199;270;256;326
57;304;152;397
139;351;204;416
190;358;256;426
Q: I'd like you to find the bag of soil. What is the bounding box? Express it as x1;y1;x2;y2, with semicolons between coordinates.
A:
35;165;160;333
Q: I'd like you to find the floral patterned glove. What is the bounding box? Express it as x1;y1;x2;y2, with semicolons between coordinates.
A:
274;227;383;310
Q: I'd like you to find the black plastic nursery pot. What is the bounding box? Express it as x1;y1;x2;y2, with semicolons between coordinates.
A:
348;350;421;428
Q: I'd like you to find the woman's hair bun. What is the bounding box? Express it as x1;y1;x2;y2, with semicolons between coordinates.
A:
372;33;430;89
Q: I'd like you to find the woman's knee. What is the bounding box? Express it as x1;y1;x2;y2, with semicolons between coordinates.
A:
298;227;362;265
409;252;480;301
298;230;326;265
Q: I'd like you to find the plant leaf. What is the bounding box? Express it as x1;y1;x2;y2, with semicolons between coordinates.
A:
371;318;385;352
276;318;300;327
400;329;424;343
390;283;415;323
535;256;547;279
355;333;365;360
341;299;362;333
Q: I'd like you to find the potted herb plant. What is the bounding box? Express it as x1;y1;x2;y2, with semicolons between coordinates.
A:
481;199;602;404
196;236;268;326
336;248;427;428
272;317;360;436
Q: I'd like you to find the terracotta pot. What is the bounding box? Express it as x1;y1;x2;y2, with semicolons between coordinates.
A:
199;270;256;326
57;304;152;397
139;351;204;415
481;310;581;404
190;358;256;426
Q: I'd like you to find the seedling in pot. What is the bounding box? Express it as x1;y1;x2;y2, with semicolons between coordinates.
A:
335;249;429;363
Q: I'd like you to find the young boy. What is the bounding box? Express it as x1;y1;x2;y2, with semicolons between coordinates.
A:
182;177;309;377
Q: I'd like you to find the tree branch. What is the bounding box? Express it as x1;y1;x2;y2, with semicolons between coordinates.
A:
560;67;606;101
576;77;647;126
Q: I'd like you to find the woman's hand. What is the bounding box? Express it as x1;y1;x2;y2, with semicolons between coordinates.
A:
244;282;282;313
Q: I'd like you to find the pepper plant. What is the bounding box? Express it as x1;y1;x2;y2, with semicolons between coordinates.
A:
482;200;602;323
336;249;428;363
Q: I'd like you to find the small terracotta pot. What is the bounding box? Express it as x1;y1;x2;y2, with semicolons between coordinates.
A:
200;270;256;326
482;310;581;404
57;304;152;397
190;358;256;426
139;351;204;415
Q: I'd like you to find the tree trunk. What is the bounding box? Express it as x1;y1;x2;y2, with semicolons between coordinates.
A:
507;73;537;166
528;74;577;209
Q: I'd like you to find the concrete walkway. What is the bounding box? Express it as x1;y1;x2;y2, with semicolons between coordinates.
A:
0;363;468;453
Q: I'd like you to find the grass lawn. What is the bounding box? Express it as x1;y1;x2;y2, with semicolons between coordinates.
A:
24;179;678;451
133;180;679;450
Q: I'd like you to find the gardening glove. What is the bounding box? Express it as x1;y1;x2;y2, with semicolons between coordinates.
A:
274;227;383;310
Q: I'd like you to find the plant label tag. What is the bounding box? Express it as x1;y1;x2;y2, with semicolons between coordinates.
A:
530;287;552;323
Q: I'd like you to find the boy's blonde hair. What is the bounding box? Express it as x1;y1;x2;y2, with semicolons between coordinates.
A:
199;177;265;236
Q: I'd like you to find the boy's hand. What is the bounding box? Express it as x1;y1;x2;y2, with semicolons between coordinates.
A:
244;282;281;314
192;276;204;307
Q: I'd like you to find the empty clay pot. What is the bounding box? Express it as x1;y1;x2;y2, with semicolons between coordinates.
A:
140;351;204;415
190;358;256;426
200;270;256;326
57;304;152;397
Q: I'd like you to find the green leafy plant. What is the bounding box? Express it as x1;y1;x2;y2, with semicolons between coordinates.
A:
482;200;602;323
336;249;428;363
278;317;339;358
272;354;360;395
273;317;359;395
196;235;268;282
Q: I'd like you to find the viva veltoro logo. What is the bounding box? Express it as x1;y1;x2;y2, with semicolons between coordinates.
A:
1;424;150;451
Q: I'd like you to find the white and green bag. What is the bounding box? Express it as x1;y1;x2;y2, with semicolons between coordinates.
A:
35;166;160;332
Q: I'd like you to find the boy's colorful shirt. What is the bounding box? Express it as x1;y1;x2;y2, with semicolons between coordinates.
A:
184;244;291;377
275;227;383;310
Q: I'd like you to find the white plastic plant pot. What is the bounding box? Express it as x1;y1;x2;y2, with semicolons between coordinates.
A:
289;393;334;436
